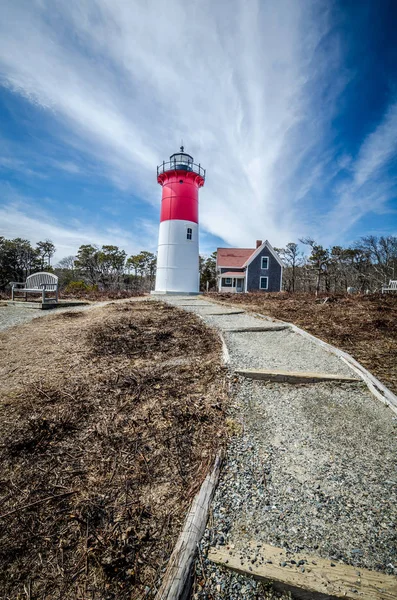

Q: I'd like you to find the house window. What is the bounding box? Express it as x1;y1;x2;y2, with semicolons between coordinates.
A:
259;276;268;290
261;256;269;269
222;277;232;287
187;227;192;240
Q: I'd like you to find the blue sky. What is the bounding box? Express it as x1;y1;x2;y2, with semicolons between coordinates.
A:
0;0;396;262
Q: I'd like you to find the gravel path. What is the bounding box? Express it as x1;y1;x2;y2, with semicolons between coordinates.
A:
225;329;354;375
0;297;148;333
0;303;98;332
161;297;397;599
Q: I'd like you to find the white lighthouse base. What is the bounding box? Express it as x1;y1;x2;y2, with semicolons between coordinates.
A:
154;220;199;294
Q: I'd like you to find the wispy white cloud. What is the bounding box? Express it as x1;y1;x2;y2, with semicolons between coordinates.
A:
0;0;395;253
0;156;48;179
50;160;82;175
0;189;158;261
354;102;397;186
324;100;397;240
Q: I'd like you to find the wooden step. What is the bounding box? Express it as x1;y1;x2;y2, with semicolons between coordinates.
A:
235;368;359;384
201;310;246;316
224;325;289;332
208;542;397;600
174;304;213;307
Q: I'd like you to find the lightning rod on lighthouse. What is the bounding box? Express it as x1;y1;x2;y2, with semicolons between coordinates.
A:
153;147;206;294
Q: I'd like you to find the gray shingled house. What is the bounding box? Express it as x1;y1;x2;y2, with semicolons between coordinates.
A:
216;240;283;293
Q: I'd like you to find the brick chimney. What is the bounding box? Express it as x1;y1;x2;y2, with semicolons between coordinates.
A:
256;240;262;248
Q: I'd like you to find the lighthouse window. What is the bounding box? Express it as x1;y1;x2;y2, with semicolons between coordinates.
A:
187;228;192;240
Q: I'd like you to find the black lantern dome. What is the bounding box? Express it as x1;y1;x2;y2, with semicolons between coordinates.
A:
157;146;206;179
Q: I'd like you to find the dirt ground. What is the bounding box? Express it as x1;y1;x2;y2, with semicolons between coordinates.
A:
0;289;144;302
61;290;145;302
207;292;397;395
0;300;227;599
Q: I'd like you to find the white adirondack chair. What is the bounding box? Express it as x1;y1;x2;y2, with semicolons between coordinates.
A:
382;280;397;293
12;272;59;303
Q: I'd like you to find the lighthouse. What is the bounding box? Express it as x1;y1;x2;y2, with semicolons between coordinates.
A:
154;147;205;294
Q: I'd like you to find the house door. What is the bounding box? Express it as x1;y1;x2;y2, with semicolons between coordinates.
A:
236;279;244;292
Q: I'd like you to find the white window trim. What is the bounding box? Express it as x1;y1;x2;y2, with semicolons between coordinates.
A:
187;227;192;240
261;256;269;269
259;276;268;290
242;240;284;268
225;277;232;285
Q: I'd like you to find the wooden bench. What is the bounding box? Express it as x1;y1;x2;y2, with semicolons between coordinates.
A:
12;272;59;303
382;280;397;293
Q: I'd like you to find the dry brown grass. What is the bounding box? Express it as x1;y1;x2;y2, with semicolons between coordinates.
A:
0;300;227;599
207;292;397;394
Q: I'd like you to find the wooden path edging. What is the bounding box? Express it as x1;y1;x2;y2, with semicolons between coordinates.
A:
219;332;230;364
155;454;223;600
235;368;360;384
208;542;397;600
195;313;230;365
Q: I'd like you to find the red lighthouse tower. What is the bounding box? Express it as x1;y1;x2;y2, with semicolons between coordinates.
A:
154;147;205;294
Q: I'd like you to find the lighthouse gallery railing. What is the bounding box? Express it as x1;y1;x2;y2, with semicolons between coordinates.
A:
157;160;206;179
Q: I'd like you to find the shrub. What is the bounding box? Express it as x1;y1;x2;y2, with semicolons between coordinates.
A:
62;281;143;301
63;281;97;294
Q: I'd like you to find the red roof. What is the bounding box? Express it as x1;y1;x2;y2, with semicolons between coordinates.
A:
217;247;254;268
221;271;245;277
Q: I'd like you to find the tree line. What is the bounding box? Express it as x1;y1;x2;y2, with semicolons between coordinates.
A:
276;235;397;294
0;237;157;292
0;236;218;293
60;245;157;291
199;236;397;294
1;234;395;294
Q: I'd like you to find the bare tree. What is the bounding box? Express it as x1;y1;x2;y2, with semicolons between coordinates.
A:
57;255;75;270
300;238;330;295
357;236;397;287
276;243;303;292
